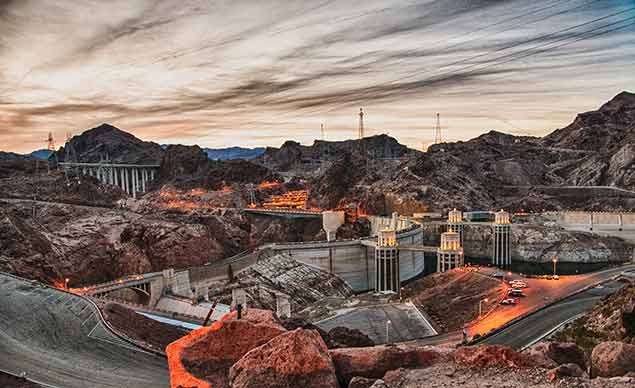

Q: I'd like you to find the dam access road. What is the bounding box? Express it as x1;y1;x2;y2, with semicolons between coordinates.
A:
0;273;169;388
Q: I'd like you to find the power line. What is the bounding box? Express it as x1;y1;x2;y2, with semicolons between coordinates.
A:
389;6;635;87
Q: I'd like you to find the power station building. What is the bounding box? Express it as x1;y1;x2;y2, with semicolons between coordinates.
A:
375;227;400;293
437;230;464;272
447;208;464;244
492;209;512;267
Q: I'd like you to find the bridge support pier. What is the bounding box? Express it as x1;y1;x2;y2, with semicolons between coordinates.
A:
60;162;159;199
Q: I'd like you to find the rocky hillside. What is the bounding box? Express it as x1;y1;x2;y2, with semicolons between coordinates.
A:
0;199;324;285
554;282;635;353
159;144;280;191
305;91;635;214
56;123;164;164
256;134;419;171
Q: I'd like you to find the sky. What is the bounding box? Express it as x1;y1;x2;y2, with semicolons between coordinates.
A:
0;0;633;153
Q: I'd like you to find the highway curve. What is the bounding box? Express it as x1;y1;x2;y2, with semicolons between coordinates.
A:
481;280;625;349
0;273;169;388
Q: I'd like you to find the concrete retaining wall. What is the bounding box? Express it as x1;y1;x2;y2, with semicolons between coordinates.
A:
274;226;426;292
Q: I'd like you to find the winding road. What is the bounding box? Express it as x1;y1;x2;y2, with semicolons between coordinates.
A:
481;280;625;349
0;273;169;388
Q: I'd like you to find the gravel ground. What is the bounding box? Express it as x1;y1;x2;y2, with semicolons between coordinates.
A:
384;364;635;388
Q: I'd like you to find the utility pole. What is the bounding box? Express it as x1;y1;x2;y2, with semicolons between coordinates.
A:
358;108;364;140
321;123;325;141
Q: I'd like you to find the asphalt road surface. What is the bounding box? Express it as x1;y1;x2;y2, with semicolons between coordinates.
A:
0;273;169;388
481;280;625;349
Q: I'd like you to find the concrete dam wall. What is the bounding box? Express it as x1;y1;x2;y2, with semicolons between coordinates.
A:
271;226;426;292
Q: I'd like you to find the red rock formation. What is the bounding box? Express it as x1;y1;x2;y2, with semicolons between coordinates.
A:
526;341;586;369
592;341;635;377
329;344;450;385
454;345;533;369
229;329;338;388
166;309;286;388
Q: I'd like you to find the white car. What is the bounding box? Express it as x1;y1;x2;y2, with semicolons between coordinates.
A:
500;298;517;305
511;281;528;288
508;288;524;296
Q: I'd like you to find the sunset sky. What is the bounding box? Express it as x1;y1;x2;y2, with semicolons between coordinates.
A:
0;0;633;153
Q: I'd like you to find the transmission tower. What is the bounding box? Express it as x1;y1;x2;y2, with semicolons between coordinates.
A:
46;132;56;151
358;108;364;140
434;113;443;144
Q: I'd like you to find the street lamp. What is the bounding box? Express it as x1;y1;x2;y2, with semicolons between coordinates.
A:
479;298;489;317
386;320;391;344
552;256;558;277
64;278;69;290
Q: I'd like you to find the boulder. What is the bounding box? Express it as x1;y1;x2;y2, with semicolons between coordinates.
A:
166;309;286;388
329;344;450;385
347;376;377;388
526;341;586;369
369;380;389;388
327;327;374;349
592;341;635;377
547;363;586;381
454;345;532;369
229;329;338;388
382;368;408;387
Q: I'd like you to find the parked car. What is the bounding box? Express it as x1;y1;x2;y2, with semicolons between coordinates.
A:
508;288;524;297
492;271;504;278
500;298;517;305
553;275;560;280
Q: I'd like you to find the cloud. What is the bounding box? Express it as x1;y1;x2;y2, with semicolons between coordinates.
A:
0;0;633;152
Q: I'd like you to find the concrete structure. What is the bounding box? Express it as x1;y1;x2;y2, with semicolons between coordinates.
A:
322;210;345;241
493;209;512;267
447;208;464;244
59;162;159;198
231;288;247;310
81;268;193;308
375;227;400;293
276;294;291;319
437;231;464;272
554;211;635;242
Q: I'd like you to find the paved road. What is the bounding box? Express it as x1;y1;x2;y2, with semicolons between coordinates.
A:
470;264;635;337
0;273;169;388
481;280;626;350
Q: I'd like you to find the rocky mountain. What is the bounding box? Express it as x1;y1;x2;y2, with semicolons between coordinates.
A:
257;134;419;171
0;151;29;161
30;149;53;160
158;144;280;190
306;91;635;213
56;123;164;164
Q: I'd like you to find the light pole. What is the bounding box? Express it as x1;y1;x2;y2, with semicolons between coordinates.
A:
386;320;391;344
552;256;558;277
479;298;489;317
64;278;69;290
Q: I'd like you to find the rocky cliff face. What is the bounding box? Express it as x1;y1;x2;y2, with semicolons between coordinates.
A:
158;144;280;191
419;223;634;264
0;199;324;285
305;91;635;214
257;134;419;172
